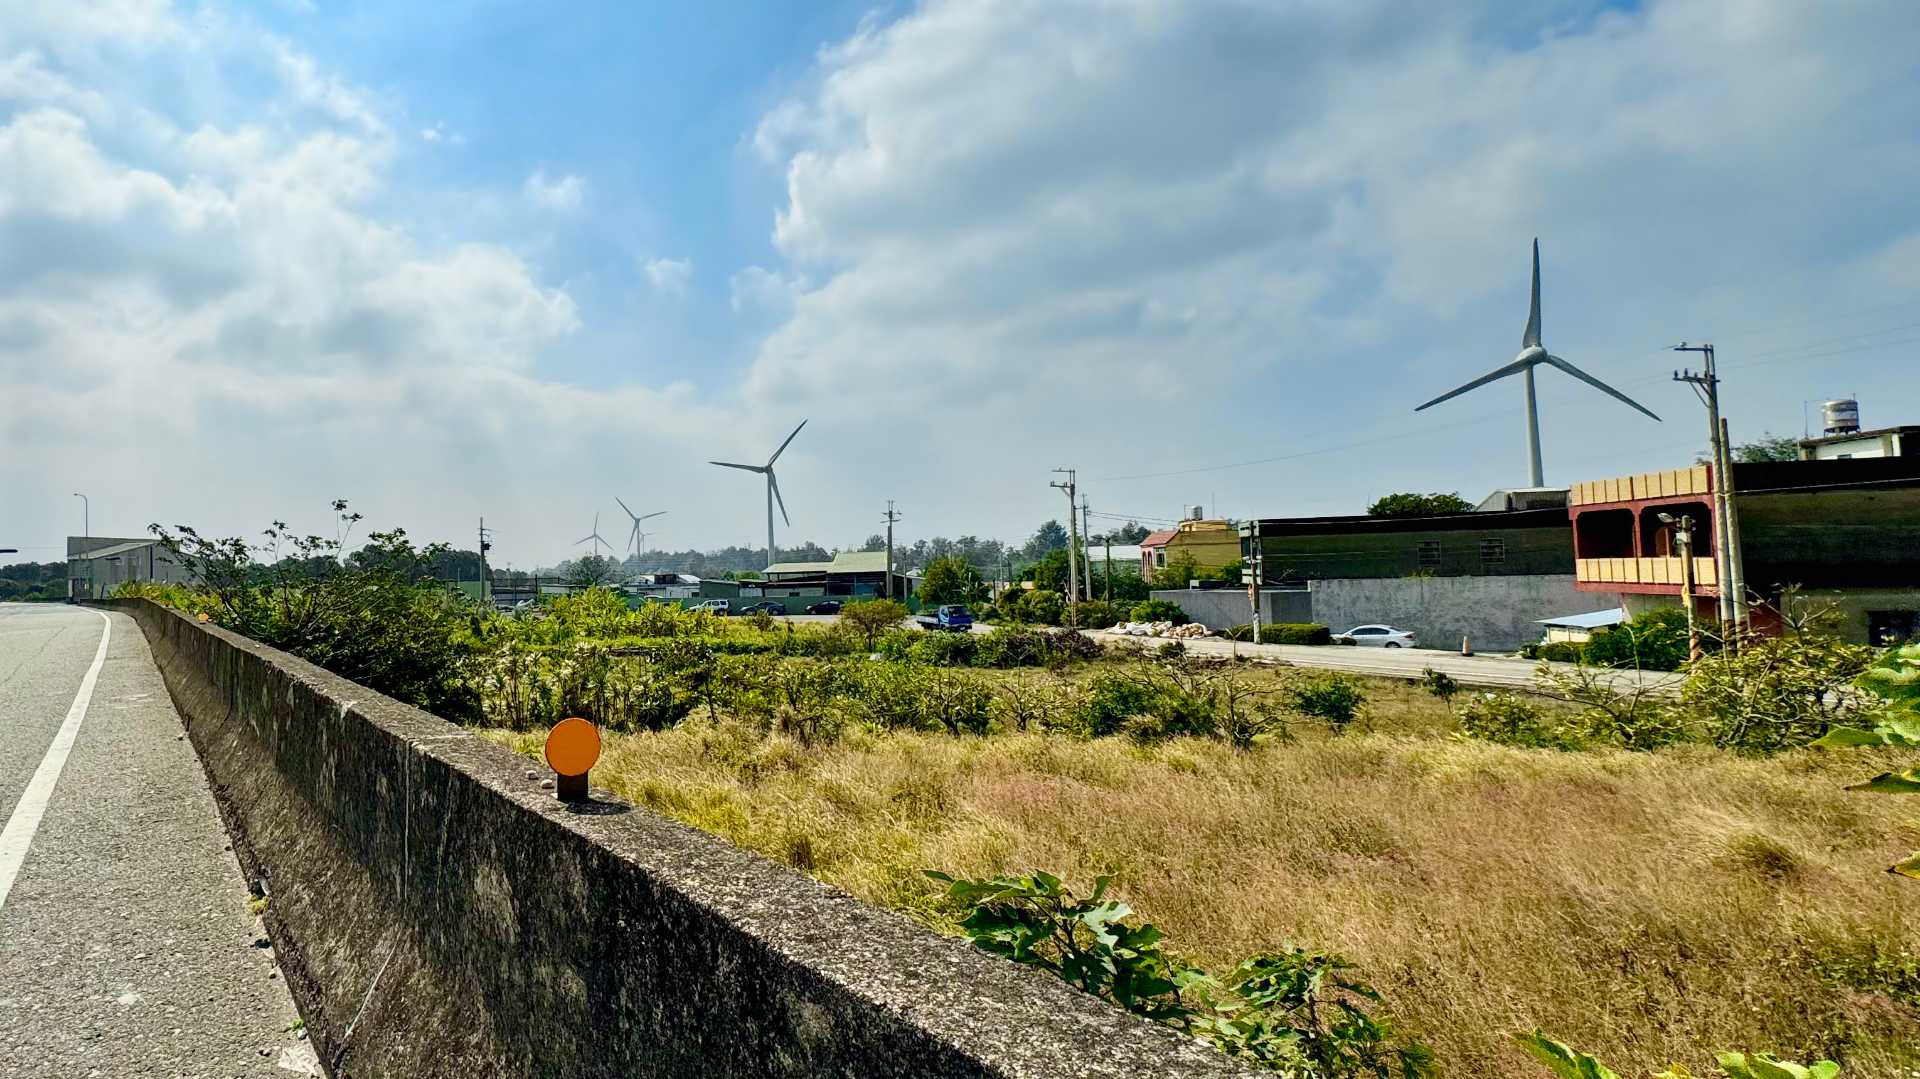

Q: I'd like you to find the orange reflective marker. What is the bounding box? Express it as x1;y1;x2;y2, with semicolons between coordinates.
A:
544;717;600;802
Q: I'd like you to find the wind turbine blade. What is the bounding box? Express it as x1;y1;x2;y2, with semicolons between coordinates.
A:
767;419;808;466
1522;238;1542;349
639;510;667;522
1544;355;1661;421
710;460;765;473
770;472;791;527
616;496;636;520
628;521;641;547
575;535;595;546
1413;356;1535;411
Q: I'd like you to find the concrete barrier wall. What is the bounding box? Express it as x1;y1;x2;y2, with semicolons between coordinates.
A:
116;600;1250;1079
1307;575;1621;652
1154;589;1313;632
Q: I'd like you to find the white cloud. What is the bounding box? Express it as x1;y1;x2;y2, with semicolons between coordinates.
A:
0;50;109;115
642;256;693;296
524;168;584;211
728;265;798;316
419;122;463;145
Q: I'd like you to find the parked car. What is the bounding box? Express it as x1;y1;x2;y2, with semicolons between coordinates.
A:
688;598;730;615
738;600;789;616
914;604;975;632
1333;624;1417;648
803;600;843;615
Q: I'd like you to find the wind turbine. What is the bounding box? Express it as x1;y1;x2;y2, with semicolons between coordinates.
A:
1415;239;1660;487
710;419;807;573
615;498;666;560
574;512;611;560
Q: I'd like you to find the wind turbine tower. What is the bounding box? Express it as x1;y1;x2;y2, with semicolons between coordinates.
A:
711;419;807;573
1415;239;1660;487
574;512;611;561
615;498;666;561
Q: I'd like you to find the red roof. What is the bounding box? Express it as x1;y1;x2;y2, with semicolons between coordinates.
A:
1140;530;1177;548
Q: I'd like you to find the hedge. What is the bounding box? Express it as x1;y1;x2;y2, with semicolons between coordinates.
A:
1222;622;1332;645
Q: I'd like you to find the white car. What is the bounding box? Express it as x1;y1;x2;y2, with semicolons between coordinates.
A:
1334;624;1417;648
688;599;730;615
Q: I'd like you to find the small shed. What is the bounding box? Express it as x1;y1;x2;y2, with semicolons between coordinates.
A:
1534;608;1627;644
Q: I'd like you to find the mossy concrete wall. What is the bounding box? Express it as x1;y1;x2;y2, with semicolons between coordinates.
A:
116;599;1252;1079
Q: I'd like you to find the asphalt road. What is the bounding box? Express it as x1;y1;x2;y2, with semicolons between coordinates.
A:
0;604;317;1078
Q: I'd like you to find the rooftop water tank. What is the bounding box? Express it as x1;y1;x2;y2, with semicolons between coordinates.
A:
1822;398;1860;436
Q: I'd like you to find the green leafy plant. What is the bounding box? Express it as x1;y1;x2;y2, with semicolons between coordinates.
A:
1681;627;1879;753
1457;691;1561;748
1533;661;1685;751
1069;599;1123;629
1021;588;1066;625
1284;672;1367;734
1419;667;1458;706
841;598;909;650
928;871;1432;1076
1513;1031;1839;1079
1583;608;1695;672
1129;598;1189;624
1261;623;1332;646
919;556;989;605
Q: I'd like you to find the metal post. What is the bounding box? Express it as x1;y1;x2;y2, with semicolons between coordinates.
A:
1522;363;1544;488
1674;344;1735;640
72;492;89;600
1051;469;1079;618
1080;495;1093;602
882;501;901;599
1718;415;1748;635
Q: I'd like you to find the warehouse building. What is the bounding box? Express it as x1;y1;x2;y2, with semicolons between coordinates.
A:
67;536;195;600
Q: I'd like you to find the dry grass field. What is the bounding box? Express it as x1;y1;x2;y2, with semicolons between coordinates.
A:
483;671;1920;1076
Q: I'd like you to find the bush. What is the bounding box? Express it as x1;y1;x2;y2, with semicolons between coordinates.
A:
1261;623;1330;646
910;631;980;667
1583;608;1694;671
1045;629;1102;664
920;556;989;605
1457;691;1559;748
917;668;993;735
977;627;1049;668
1284;672;1367;733
1683;627;1880;753
841;598;909;649
1069;599;1123;629
1529;640;1588;664
1129;599;1188;625
1077;671;1161;737
1021;589;1066;625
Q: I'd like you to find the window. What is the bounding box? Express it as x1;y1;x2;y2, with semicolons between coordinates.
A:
1153;549;1166;568
1353;626;1386;635
1417;541;1442;569
1479;538;1506;566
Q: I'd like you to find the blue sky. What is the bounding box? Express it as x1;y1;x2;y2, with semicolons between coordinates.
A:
3;0;1918;569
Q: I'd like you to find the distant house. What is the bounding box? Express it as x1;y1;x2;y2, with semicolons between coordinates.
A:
1534;608;1627;644
758;550;914;600
67;536;195;600
1138;530;1176;577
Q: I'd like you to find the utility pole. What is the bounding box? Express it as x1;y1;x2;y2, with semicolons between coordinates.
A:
478;517;494;603
72;492;89;600
1660;512;1701;662
1673;343;1745;640
1050;468;1080;616
1080;494;1093;602
882;500;902;599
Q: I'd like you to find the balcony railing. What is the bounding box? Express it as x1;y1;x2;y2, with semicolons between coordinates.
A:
1576;556;1717;587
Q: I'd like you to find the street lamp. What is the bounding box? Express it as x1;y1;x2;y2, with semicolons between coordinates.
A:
1657;512;1700;662
73;492;90;600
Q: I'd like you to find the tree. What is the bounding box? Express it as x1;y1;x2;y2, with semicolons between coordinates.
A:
841;598;908;648
564;555;621;588
1367;492;1473;517
1734;432;1802;463
920;556;988;605
1022;520;1069;560
1152;550;1200;590
1028;548;1071;593
1099;521;1151;544
859;533;887;552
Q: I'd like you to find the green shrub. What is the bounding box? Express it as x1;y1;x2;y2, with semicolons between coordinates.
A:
1583;608;1694;671
1077;671;1160;736
917;668;993;735
1284;672;1367;733
844;662;931;731
1129;599;1188;625
910;631;980;667
1530;640;1587;663
1457;691;1559;748
1513;1030;1838;1079
1069;600;1123;629
840;598;909;649
978;627;1048;667
1046;629;1103;665
1022;589;1066;625
1682;628;1879;753
1260;623;1330;646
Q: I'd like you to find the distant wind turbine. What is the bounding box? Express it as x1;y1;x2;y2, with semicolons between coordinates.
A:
1415;239;1660;487
710;419;807;573
574;512;611;561
615;498;666;559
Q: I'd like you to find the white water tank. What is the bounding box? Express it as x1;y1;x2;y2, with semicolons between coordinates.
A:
1822;398;1860;436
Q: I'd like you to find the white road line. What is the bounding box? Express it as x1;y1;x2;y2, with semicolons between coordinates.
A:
0;608;111;910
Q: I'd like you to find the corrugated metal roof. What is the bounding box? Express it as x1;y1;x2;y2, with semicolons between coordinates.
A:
72;540;159;561
765;560;834;575
829;550;890;573
1534;608;1628;629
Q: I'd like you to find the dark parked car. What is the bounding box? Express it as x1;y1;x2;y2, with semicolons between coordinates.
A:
738;600;789;616
803;600;842;615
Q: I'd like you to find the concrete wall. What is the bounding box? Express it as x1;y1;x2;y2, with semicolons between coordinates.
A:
1308;575;1621;652
115;599;1250;1079
1155;589;1313;632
